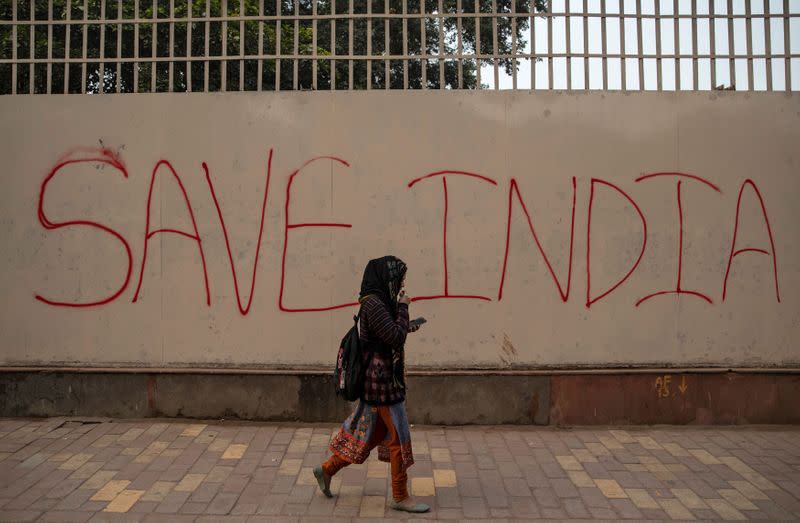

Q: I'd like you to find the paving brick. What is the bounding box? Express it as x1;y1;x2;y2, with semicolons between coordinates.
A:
103;489;145;513
305;494;336;517
564;497;591;518
657;497;695;520
153;491;190;514
588;506;618;519
584;460;613;479
523;464;550;488
500;477;529;497
0;510;41;522
359;476;385;497
28;497;59;512
129;500;158;513
206;492;240;514
435;486;461;508
579;486;612;509
479;470;508;508
454;476;480;498
706;497;747;520
45;479;85;500
90;480;131;502
38;510;93;522
432;468;457;488
540;461;567;479
670;487;709;509
178;501;207;514
357;495;385;517
222;474;250;494
460;496;488;518
594;478;628;499
550;477;579;498
532;487;560;508
410;477;434;497
609;497;644;519
286;485;315;505
452;460;478;479
173;473;206;492
718;488;759;511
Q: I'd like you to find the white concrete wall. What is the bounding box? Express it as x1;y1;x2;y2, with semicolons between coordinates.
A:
1;92;798;369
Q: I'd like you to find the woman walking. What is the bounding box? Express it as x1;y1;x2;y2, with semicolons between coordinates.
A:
314;256;430;513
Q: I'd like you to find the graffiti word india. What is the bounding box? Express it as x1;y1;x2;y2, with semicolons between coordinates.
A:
35;147;781;313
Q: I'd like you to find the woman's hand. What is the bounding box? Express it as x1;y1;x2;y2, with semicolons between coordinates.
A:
398;290;411;305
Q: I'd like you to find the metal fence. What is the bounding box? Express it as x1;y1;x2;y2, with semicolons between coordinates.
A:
1;0;799;94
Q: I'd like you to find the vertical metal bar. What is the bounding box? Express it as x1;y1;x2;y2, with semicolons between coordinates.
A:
276;0;281;90
82;0;88;93
456;0;464;89
47;0;53;93
404;0;409;88
221;0;227;90
491;0;497;88
239;0;247;91
385;0;390;88
745;0;752;90
348;0;353;89
99;0;105;93
636;0;643;89
473;0;478;88
290;0;296;91
620;1;626;90
240;0;245;90
764;0;772;90
547;1;552;89
11;0;16;94
150;0;156;92
601;0;607;89
673;0;679;89
168;0;174;92
709;0;715;88
565;2;571;89
366;0;371;89
727;0;733;88
330;0;337;89
583;0;589;88
204;0;209;91
422;0;428;88
187;0;192;91
688;0;692;89
783;0;789;92
655;0;661;89
530;0;535;89
133;0;139;91
310;0;315;89
510;0;516;89
439;0;445;87
29;3;34;93
116;0;122;92
65;0;71;92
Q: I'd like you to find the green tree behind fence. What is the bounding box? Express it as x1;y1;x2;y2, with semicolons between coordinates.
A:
0;0;547;93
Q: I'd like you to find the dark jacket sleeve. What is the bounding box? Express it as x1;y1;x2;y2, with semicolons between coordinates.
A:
363;296;409;349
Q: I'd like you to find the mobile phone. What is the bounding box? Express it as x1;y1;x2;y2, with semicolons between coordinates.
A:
409;317;427;329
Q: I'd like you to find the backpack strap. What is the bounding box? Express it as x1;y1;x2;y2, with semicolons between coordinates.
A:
355;299;376;384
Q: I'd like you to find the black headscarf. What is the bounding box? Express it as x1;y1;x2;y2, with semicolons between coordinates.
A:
359;256;407;315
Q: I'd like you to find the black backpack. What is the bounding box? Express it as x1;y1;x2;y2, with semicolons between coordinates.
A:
334;305;374;401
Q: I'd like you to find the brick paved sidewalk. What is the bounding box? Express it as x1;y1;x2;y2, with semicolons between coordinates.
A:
0;418;799;522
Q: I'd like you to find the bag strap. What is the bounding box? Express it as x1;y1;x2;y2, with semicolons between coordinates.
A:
355;298;375;366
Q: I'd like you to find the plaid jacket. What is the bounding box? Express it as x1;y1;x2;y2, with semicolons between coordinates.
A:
359;295;409;405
